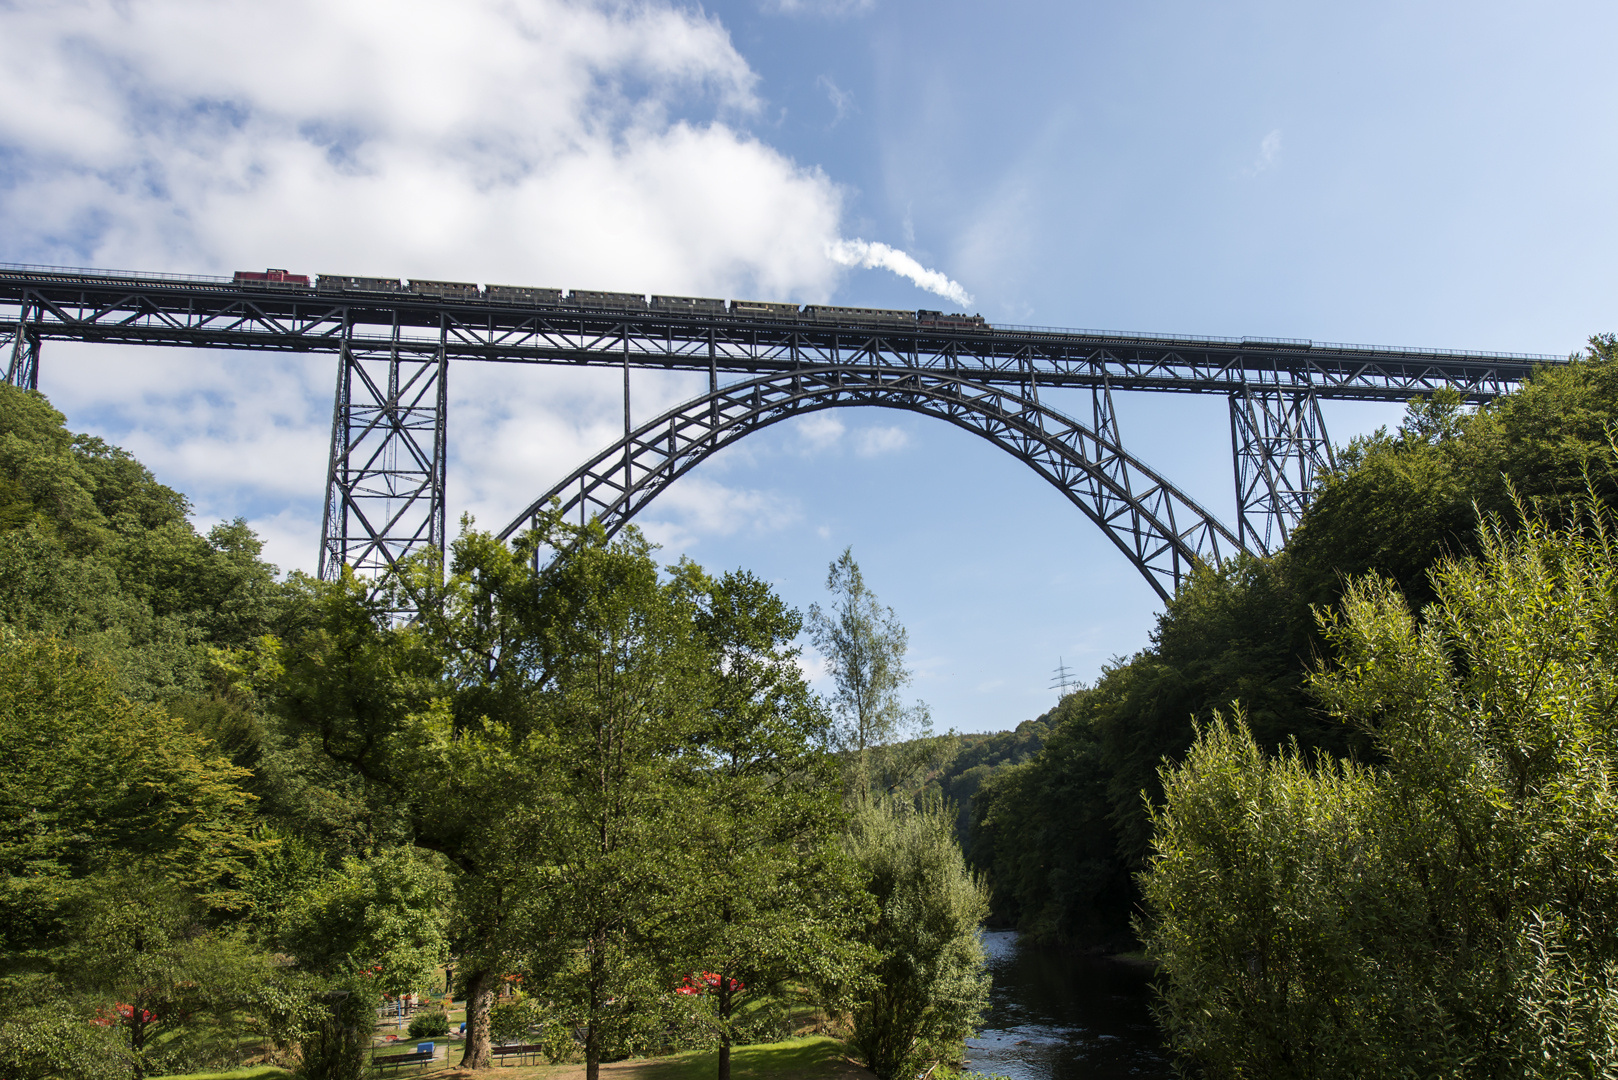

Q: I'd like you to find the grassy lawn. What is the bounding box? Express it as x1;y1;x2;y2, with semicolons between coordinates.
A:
426;1037;873;1080
148;1068;291;1080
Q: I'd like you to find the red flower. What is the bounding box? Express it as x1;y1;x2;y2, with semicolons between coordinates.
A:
674;972;744;996
94;1003;155;1026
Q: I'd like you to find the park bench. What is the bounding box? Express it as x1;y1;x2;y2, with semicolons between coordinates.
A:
371;1049;435;1073
491;1043;547;1066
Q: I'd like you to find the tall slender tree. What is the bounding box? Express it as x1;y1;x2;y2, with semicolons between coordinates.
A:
515;529;710;1080
806;549;935;799
674;566;871;1080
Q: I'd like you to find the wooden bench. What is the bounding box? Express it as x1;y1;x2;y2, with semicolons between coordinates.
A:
491;1044;547;1066
371;1049;435;1073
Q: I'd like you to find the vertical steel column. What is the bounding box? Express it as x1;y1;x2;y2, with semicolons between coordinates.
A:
622;331;632;497
317;312;450;583
5;301;41;390
1229;384;1334;555
1090;377;1130;495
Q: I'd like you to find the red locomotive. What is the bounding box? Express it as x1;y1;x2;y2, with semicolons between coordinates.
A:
233;268;311;286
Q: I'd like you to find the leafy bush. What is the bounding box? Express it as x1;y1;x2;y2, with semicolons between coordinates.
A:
487;999;539;1044
846;798;990;1080
405;1011;449;1039
1140;501;1618;1077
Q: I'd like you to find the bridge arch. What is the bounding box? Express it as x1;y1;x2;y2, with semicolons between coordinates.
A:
498;367;1249;601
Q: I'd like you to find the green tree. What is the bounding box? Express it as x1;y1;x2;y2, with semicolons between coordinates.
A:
71;874;310;1080
0;385;290;699
515;526;711;1080
1140;500;1618;1077
0;633;263;955
845;798;989;1080
271;542;515;1068
277;848;451;997
806;549;936;799
674;566;870;1080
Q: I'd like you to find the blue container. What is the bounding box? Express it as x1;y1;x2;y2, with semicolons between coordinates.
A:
416;1043;434;1055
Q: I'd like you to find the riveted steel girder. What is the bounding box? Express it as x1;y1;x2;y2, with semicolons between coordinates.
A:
0;265;1558;402
500;367;1246;601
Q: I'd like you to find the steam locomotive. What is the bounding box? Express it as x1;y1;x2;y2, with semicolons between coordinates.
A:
231;269;990;331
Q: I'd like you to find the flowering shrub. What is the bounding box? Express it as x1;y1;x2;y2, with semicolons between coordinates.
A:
90;1003;157;1027
673;972;743;997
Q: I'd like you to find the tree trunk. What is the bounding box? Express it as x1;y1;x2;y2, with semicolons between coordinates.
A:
459;968;495;1069
585;1021;600;1080
716;977;733;1080
130;1002;147;1080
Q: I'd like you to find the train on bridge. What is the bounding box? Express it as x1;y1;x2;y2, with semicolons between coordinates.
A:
231;269;989;331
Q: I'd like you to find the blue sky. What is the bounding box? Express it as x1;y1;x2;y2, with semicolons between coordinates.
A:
1;0;1613;731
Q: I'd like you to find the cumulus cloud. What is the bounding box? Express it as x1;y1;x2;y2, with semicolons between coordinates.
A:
0;0;844;299
0;0;970;569
794;413;847;453
826;239;974;307
854;425;909;456
634;474;801;553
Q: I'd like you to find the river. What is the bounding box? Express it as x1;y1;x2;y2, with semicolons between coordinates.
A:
964;930;1172;1079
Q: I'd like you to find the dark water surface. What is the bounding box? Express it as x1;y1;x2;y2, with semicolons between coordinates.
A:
965;931;1172;1079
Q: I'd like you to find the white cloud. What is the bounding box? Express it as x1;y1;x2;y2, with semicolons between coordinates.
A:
794;413;847;453
0;0;977;574
827;239;974;307
854;425;909;456
634;475;801;552
0;0;844;300
764;0;875;16
1246;129;1283;176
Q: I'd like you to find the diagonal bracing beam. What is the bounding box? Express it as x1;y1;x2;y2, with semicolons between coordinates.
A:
1229;385;1335;554
318;313;449;584
3;301;41;389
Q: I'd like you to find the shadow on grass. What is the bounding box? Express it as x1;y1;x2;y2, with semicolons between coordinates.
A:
428;1036;874;1080
628;1037;873;1080
149;1068;292;1080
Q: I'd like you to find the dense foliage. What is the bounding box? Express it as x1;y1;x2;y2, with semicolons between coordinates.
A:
971;336;1618;950
1142;501;1618;1076
0;385;983;1080
844;799;990;1080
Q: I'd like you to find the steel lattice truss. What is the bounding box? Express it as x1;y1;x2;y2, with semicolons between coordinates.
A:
0;267;1552;399
1230;386;1336;554
499;367;1241;601
318;316;448;581
0;264;1566;596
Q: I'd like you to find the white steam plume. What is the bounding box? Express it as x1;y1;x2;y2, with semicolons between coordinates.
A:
826;238;974;307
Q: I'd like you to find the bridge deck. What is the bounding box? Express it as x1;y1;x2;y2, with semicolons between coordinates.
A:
0;264;1561;402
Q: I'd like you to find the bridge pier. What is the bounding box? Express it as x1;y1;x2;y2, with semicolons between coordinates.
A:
4;302;41;390
1229;385;1334;554
318;315;449;583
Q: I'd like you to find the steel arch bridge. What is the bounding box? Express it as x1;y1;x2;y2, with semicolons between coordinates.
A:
497;366;1238;602
0;262;1563;600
